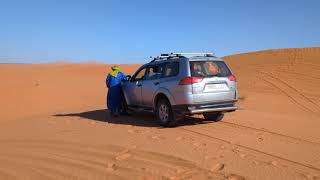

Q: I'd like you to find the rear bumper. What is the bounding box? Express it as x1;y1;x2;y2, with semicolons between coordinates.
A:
172;100;237;115
189;106;237;114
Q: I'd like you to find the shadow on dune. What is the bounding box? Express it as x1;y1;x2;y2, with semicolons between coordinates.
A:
54;109;211;127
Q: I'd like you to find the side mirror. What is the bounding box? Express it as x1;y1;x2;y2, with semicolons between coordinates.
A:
126;75;132;81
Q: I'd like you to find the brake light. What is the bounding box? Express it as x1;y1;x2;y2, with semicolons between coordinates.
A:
228;74;237;81
179;76;203;85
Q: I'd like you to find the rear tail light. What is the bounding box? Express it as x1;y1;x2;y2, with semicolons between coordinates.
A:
179;76;203;85
228;74;237;81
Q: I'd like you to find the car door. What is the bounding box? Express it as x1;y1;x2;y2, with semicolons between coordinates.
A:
122;67;146;106
141;64;164;107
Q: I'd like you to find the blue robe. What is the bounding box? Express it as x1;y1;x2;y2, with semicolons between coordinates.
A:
106;72;126;113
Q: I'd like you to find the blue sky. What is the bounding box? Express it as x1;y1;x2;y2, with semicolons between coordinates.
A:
0;0;319;63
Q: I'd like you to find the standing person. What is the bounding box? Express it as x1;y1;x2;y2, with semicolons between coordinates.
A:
106;65;127;117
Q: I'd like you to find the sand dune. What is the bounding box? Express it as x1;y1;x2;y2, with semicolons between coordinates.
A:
0;47;320;180
0;63;140;122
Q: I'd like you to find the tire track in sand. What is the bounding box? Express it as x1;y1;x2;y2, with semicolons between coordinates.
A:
220;121;320;146
180;125;320;173
257;49;320;114
259;71;320;113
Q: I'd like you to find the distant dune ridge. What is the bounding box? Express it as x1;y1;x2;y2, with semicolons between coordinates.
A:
0;47;320;180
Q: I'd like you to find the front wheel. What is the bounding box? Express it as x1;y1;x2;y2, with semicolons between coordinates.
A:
156;98;176;127
203;112;224;122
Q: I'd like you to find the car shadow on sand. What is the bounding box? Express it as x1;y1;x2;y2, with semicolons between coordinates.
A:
54;109;212;128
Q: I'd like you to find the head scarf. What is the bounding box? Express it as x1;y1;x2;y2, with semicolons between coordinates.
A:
109;65;120;77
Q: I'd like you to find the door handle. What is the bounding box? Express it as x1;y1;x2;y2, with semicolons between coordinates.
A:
154;82;160;85
136;81;142;87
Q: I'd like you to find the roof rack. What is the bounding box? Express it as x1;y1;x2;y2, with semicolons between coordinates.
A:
150;53;181;62
150;52;214;62
176;53;214;57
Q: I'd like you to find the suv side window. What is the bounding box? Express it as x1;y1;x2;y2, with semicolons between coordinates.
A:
163;62;179;78
131;67;146;82
145;64;163;80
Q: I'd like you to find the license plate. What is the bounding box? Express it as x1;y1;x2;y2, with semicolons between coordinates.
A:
204;83;229;92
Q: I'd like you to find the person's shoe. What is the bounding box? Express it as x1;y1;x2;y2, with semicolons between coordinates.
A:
120;111;130;116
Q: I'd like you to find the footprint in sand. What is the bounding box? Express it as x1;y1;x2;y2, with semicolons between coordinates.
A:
128;129;145;134
150;135;165;140
175;167;187;174
194;142;207;147
192;142;207;152
115;148;132;161
115;153;131;161
169;176;179;180
232;148;240;154
300;173;316;180
119;149;129;154
127;129;136;133
271;161;278;166
106;162;117;171
252;160;260;165
227;174;245;180
204;155;219;160
211;163;225;171
193;142;201;147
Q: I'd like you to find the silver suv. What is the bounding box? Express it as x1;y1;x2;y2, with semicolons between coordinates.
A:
122;53;238;126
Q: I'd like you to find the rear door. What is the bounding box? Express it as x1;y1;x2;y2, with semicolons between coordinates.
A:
190;61;236;103
141;64;164;107
159;61;181;102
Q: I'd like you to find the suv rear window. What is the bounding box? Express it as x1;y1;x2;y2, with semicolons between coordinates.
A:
190;61;231;77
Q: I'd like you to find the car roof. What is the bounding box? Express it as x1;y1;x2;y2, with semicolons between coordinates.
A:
144;58;182;66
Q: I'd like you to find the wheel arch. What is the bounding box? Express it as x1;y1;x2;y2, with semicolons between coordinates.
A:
153;89;175;110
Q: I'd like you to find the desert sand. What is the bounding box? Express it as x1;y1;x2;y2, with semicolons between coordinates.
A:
0;47;320;180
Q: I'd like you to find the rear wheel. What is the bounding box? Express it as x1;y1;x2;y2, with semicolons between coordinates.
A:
156;98;177;127
203;112;224;122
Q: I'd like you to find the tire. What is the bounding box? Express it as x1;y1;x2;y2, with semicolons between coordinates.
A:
156;98;177;127
203;112;224;122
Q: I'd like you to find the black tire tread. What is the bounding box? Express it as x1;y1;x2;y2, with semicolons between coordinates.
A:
156;98;177;127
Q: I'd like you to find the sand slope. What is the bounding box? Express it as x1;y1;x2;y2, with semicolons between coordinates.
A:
0;48;320;180
225;48;320;142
